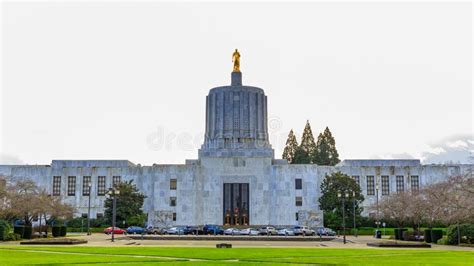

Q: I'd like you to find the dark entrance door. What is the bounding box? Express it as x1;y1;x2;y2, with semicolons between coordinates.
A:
223;183;249;226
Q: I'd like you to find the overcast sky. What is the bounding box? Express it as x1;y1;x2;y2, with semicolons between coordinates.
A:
1;2;472;165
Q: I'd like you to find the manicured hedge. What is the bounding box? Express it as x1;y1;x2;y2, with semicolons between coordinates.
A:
394;228;408;240
52;226;61;237
23;226;33;239
14;226;24;238
424;229;443;243
60;226;67;237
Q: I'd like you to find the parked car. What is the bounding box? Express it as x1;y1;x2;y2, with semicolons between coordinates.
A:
126;226;145;234
165;227;185;235
277;228;295;236
184;226;203;235
104;227;126;235
146;226;164;235
239;228;259;236
316;227;327;236
325;228;336;236
293;226;315;236
259;226;277;235
203;224;224;235
224;228;240;235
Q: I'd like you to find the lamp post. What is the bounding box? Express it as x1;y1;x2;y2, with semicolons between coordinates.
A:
352;191;357;237
108;187;120;242
375;182;380;230
338;191;349;244
87;182;92;236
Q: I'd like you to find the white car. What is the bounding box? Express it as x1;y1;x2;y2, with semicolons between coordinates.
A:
224;228;240;235
259;226;277;235
239;228;259;236
277;228;295;236
293;226;315;236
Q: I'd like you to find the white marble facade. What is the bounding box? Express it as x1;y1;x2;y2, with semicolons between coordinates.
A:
0;72;471;227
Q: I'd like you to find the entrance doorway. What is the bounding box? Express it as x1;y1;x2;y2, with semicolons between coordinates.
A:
223;183;249;225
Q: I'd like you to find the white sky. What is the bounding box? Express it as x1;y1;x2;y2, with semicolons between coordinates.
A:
1;2;472;165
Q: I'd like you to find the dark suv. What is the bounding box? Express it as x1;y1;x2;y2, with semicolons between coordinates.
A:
184;226;203;235
203;224;224;235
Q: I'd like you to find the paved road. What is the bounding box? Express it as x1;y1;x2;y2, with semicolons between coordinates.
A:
2;233;470;251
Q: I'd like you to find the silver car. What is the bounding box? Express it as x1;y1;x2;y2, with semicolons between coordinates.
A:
224;228;240;235
277;228;295;236
259;226;277;235
240;228;259;236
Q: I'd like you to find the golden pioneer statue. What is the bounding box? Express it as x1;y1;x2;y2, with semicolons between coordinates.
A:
232;49;241;72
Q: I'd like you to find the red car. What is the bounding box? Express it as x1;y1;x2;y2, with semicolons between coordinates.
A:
103;227;126;235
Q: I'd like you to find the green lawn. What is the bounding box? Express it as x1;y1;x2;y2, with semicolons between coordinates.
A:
0;246;473;265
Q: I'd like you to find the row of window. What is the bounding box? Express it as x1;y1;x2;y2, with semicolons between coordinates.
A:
53;176;122;196
53;176;178;196
352;175;419;196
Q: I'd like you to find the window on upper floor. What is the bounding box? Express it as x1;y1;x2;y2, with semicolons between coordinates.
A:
112;176;121;188
170;197;177;207
52;176;61;196
366;176;375;196
83;176;91;196
396;176;404;193
381;176;390;196
295;196;303;206
97;176;106;196
352;176;360;187
67;176;76;196
170;179;177;190
411;175;419;191
172;212;177;221
295;179;302;190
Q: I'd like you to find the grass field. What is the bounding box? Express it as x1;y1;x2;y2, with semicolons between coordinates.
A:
0;246;473;265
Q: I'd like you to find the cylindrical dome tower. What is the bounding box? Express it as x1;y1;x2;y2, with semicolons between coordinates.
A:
199;72;274;158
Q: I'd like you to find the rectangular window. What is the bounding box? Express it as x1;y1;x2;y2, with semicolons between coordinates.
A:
295;196;303;206
81;213;88;218
352;175;360;187
381;175;389;196
82;176;91;196
67;176;76;196
112;176;121;187
295;212;299;221
366;176;375;196
52;176;61;196
97;176;106;196
396;176;404;193
411;175;419;191
170;179;177;190
172;212;176;221
97;213;104;218
295;178;302;190
170;197;176;207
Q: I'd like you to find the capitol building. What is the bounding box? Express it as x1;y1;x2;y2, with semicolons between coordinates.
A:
0;54;470;227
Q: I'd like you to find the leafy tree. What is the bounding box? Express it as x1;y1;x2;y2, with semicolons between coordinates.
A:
282;129;299;163
104;180;146;227
318;172;364;229
314;127;340;166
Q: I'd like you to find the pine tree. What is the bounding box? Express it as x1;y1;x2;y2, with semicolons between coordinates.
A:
313;127;340;166
282;129;299;163
299;120;317;163
293;146;311;164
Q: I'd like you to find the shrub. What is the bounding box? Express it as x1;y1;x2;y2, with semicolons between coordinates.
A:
394;228;407;240
66;217;85;228
60;226;67;237
446;224;474;245
437;236;448;245
52;226;61;237
13;226;24;239
23;226;33;239
0;220;12;241
4;233;21;241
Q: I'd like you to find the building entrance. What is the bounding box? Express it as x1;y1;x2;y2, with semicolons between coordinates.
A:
223;183;249;226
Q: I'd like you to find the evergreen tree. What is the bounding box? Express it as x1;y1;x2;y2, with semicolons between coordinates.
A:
293;146;311;164
314;127;340;166
282;129;299;163
318;172;364;230
105;180;147;227
299;120;317;163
